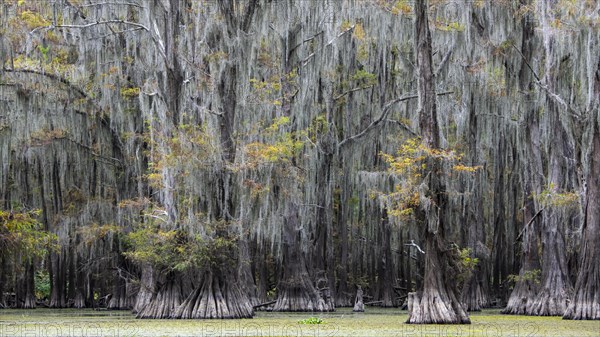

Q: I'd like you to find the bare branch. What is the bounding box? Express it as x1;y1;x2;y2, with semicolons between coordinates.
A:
253;300;277;309
404;240;425;254
511;43;583;119
3;68;88;98
511;43;540;82
37;20;168;63
63;138;123;167
434;48;453;77
51;20;149;31
385;119;418;136
338;91;453;149
338;93;417;149
78;2;146;8
334;85;373;101
515;207;545;243
193;98;223;116
88;27;145;40
299;203;325;209
302;25;354;66
303;31;324;44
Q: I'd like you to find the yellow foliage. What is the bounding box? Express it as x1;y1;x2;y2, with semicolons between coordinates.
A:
534;184;579;209
20;10;50;30
0;209;57;258
435;20;465;32
391;0;412;15
353;23;366;41
383;138;474;220
118;198;150;210
243;179;270;198
265;116;290;133
249;76;286;105
340;20;353;32
145;173;164;189
12;55;77;86
120;87;140;98
204;51;228;63
142;122;216;191
30;128;68;145
78;223;121;245
357;44;370;63
245;135;303;165
453;164;482;173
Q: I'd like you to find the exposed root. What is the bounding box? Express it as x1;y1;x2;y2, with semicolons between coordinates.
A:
173;272;253;319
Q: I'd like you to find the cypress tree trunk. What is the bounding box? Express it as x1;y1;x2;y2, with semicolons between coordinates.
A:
527;101;574;316
461;92;490;311
15;260;36;309
132;265;154;314
238;236;260;307
376;211;395;307
0;254;5;308
503;1;542;314
335;166;352;307
502;197;541;315
49;251;67;308
313;148;337;309
253;245;270;305
406;0;469;324
492;133;509;302
353;286;364;312
73;253;86;309
108;238;131;310
273;205;333;312
173;269;253;319
563;122;600;320
137;274;182;319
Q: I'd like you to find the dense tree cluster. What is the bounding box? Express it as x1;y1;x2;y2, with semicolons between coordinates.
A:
0;0;598;322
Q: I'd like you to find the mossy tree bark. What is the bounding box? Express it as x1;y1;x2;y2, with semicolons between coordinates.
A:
0;254;6;308
376;211;395;308
527;100;574;316
132;265;154;314
15;259;36;309
173;269;254;319
406;0;470;324
273;205;333;312
503;1;542;314
461;91;490;311
136;273;183;319
563;119;600;320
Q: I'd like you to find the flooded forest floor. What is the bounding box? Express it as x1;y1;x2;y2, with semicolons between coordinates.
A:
1;308;598;337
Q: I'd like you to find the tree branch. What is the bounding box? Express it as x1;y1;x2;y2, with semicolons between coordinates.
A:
37;20;168;63
302;25;354;66
3;68;88;98
515;207;544;243
89;27;144;40
434;48;453;77
334;85;373;101
511;43;583;119
78;2;146;8
404;239;425;254
385;119;418;136
337;91;453;149
511;43;540;82
338;93;417;149
49;20;149;32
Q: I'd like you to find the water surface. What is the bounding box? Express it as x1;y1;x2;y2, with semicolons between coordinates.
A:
1;308;598;336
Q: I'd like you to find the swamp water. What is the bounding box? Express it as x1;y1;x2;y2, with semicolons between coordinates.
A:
1;308;598;336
